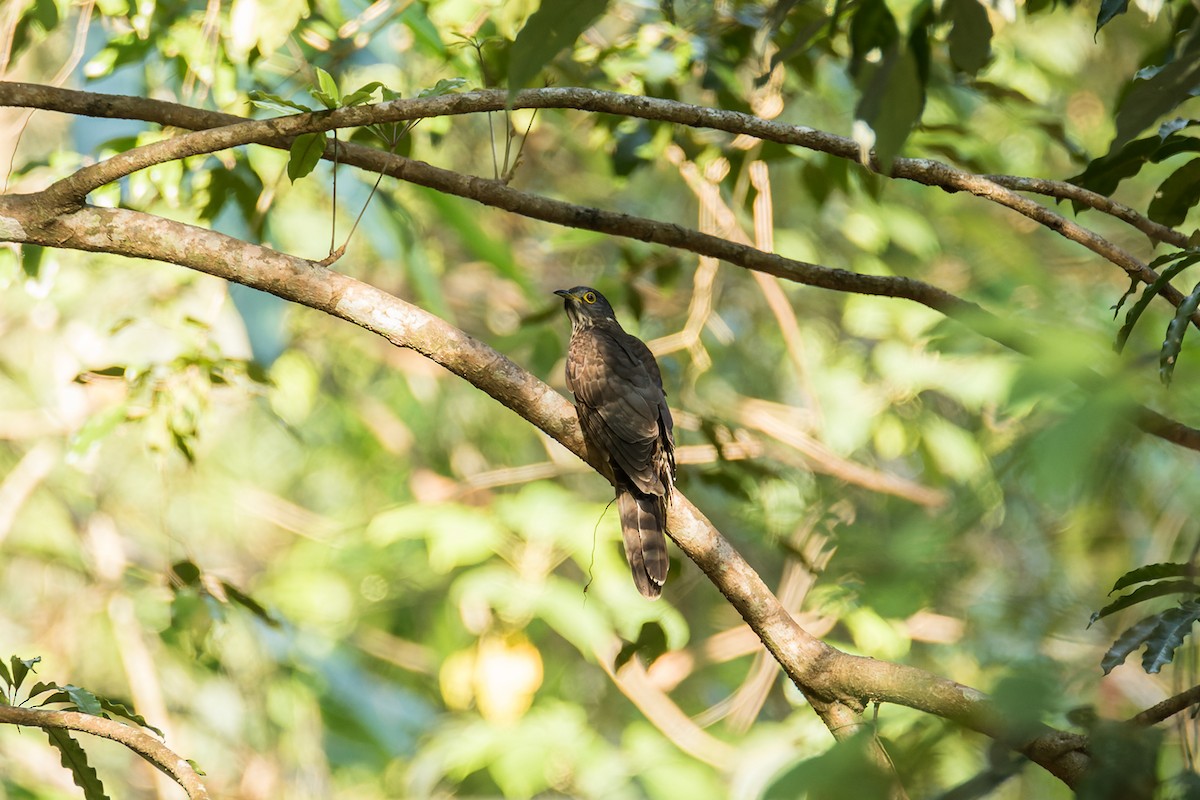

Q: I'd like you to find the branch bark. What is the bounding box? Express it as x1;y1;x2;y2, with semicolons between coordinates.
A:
2;82;1198;449
0;81;1186;302
0;705;208;799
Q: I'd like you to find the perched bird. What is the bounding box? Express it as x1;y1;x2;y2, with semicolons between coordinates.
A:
555;286;676;598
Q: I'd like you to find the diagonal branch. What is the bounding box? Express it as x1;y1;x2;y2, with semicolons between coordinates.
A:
0;705;208;799
1128;683;1200;727
0;197;1092;787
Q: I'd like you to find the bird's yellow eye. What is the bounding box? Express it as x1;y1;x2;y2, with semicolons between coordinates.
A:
583;291;597;304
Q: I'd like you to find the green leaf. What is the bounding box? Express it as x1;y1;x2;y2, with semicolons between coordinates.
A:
417;77;469;98
46;729;108;800
33;0;60;30
200;157;264;225
1070;134;1200;199
287;132;327;182
341;81;384;107
766;732;894;800
1160;278;1200;385
856;45;924;170
27;680;58;700
247;90;313;115
1102;613;1163;674
10;656;40;695
1112;562;1197;593
61;685;103;716
1148;157;1200;228
1111;278;1138;318
21;243;44;280
945;0;991;75
849;0;899;73
0;658;12;693
312;67;340;109
1090;580;1200;625
1112;54;1200;152
507;0;609;92
98;696;164;737
1095;0;1129;33
1142;602;1200;673
400;2;447;57
1114;251;1200;352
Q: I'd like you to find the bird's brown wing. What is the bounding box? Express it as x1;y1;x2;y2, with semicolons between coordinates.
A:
566;325;672;495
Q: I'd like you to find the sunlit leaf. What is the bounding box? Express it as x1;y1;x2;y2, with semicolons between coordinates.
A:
313;67;339;108
247;90;313;115
417;77;468;98
341;81;384;107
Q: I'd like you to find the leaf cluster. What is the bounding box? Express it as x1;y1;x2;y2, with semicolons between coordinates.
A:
1094;563;1200;675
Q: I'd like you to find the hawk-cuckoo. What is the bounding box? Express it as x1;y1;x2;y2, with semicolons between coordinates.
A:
555;286;676;598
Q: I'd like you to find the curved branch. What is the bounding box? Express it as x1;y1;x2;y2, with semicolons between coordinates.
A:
5;83;1199;451
0;705;208;799
0;198;1092;786
984;173;1188;249
0;82;1179;302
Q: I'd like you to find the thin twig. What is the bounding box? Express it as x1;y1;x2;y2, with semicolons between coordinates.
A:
1129;683;1200;727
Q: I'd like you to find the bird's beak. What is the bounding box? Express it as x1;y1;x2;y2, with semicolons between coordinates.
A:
553;289;574;301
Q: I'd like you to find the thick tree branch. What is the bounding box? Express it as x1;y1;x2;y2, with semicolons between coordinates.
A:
0;81;1180;303
0;198;1092;786
0;705;208;799
3;82;1199;451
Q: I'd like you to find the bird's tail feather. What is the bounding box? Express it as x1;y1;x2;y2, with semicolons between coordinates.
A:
616;484;668;599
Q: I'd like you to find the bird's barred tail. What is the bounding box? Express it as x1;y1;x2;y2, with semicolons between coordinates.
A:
616;484;668;599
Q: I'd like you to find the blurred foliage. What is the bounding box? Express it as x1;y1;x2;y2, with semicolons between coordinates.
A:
5;0;1200;797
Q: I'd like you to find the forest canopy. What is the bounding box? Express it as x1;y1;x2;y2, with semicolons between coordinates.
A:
3;0;1200;798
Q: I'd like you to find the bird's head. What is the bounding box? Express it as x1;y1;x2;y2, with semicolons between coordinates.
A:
554;286;617;330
